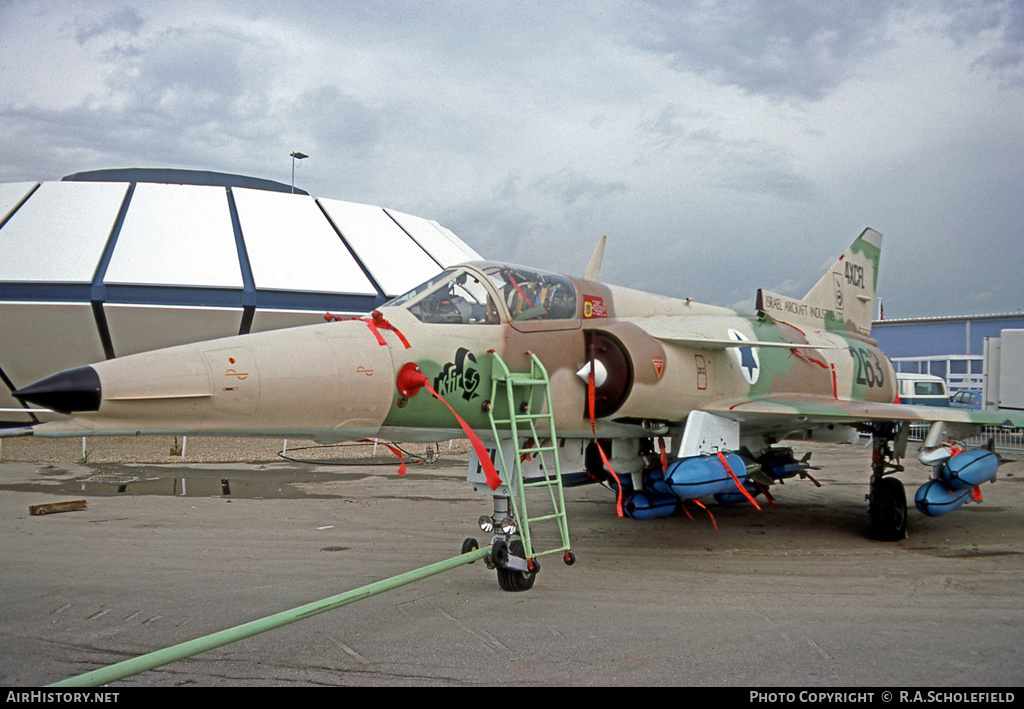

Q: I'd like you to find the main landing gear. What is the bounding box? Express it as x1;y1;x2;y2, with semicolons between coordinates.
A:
867;423;908;541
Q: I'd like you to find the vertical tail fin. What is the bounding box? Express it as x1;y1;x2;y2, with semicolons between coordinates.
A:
584;235;607;282
756;228;882;339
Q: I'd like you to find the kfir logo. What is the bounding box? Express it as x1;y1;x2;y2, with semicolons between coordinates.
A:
433;348;481;402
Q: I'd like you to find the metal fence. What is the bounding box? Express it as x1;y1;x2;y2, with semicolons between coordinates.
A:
892;355;984;395
906;422;1024;451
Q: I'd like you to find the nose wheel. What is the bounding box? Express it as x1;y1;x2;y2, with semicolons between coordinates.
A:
462;536;575;591
492;538;537;592
461;536;538;591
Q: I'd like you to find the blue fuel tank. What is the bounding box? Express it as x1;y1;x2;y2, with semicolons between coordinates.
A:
664;452;748;500
940;448;998;490
623;490;679;520
915;479;975;516
714;485;761;506
604;468;679;519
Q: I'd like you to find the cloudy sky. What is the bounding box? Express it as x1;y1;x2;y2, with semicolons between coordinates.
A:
1;0;1022;318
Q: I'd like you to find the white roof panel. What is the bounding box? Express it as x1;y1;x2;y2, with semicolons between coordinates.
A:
0;181;127;283
385;208;481;266
105;183;242;288
233;188;376;295
0;182;37;225
318;198;443;296
433;222;483;261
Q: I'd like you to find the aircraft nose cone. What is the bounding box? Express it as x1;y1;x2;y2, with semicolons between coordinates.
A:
13;366;102;414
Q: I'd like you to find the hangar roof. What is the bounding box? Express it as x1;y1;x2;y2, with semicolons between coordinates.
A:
62;167;309;195
0;169;482;311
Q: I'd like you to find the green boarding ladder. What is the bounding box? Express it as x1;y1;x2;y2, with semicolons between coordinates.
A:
487;351;572;565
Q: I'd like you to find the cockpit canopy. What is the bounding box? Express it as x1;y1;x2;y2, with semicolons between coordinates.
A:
387;263;578;324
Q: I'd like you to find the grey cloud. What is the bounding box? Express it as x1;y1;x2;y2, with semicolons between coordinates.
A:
73;7;145;45
635;107;818;203
297;85;382;155
440;167;629;272
531;171;629;207
444;199;544;266
630;0;899;100
719;169;817;203
0;21;287;179
109;28;264;119
941;0;1024;83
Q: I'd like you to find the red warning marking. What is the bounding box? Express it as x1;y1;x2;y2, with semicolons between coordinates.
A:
583;295;607;318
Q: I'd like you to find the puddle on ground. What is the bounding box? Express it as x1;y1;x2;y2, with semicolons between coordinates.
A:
78;475;269;498
0;460;466;500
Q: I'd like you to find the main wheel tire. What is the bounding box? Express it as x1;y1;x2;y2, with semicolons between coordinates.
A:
496;540;536;592
870;477;908;541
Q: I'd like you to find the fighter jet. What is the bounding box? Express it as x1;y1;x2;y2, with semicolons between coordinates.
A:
12;228;1023;591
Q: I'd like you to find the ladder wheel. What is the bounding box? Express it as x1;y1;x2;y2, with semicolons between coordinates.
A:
563;550;576;566
496;540;536;592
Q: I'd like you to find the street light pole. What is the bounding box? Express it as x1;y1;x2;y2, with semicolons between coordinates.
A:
290;151;308;193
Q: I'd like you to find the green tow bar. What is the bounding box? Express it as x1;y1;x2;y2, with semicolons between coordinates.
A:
50;545;492;687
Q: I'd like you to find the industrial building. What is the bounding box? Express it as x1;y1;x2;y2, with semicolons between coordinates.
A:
873;313;1024;411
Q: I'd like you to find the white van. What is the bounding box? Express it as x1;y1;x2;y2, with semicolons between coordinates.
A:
896;373;949;407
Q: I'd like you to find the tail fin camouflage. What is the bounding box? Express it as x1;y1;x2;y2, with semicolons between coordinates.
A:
756;228;882;340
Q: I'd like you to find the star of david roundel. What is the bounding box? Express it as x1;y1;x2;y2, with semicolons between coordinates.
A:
727;328;760;385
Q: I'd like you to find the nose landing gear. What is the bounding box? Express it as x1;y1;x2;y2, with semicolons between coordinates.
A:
492;538;537;592
460;536;538;592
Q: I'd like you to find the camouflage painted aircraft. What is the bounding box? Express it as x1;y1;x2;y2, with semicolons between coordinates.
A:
12;228;1023;591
